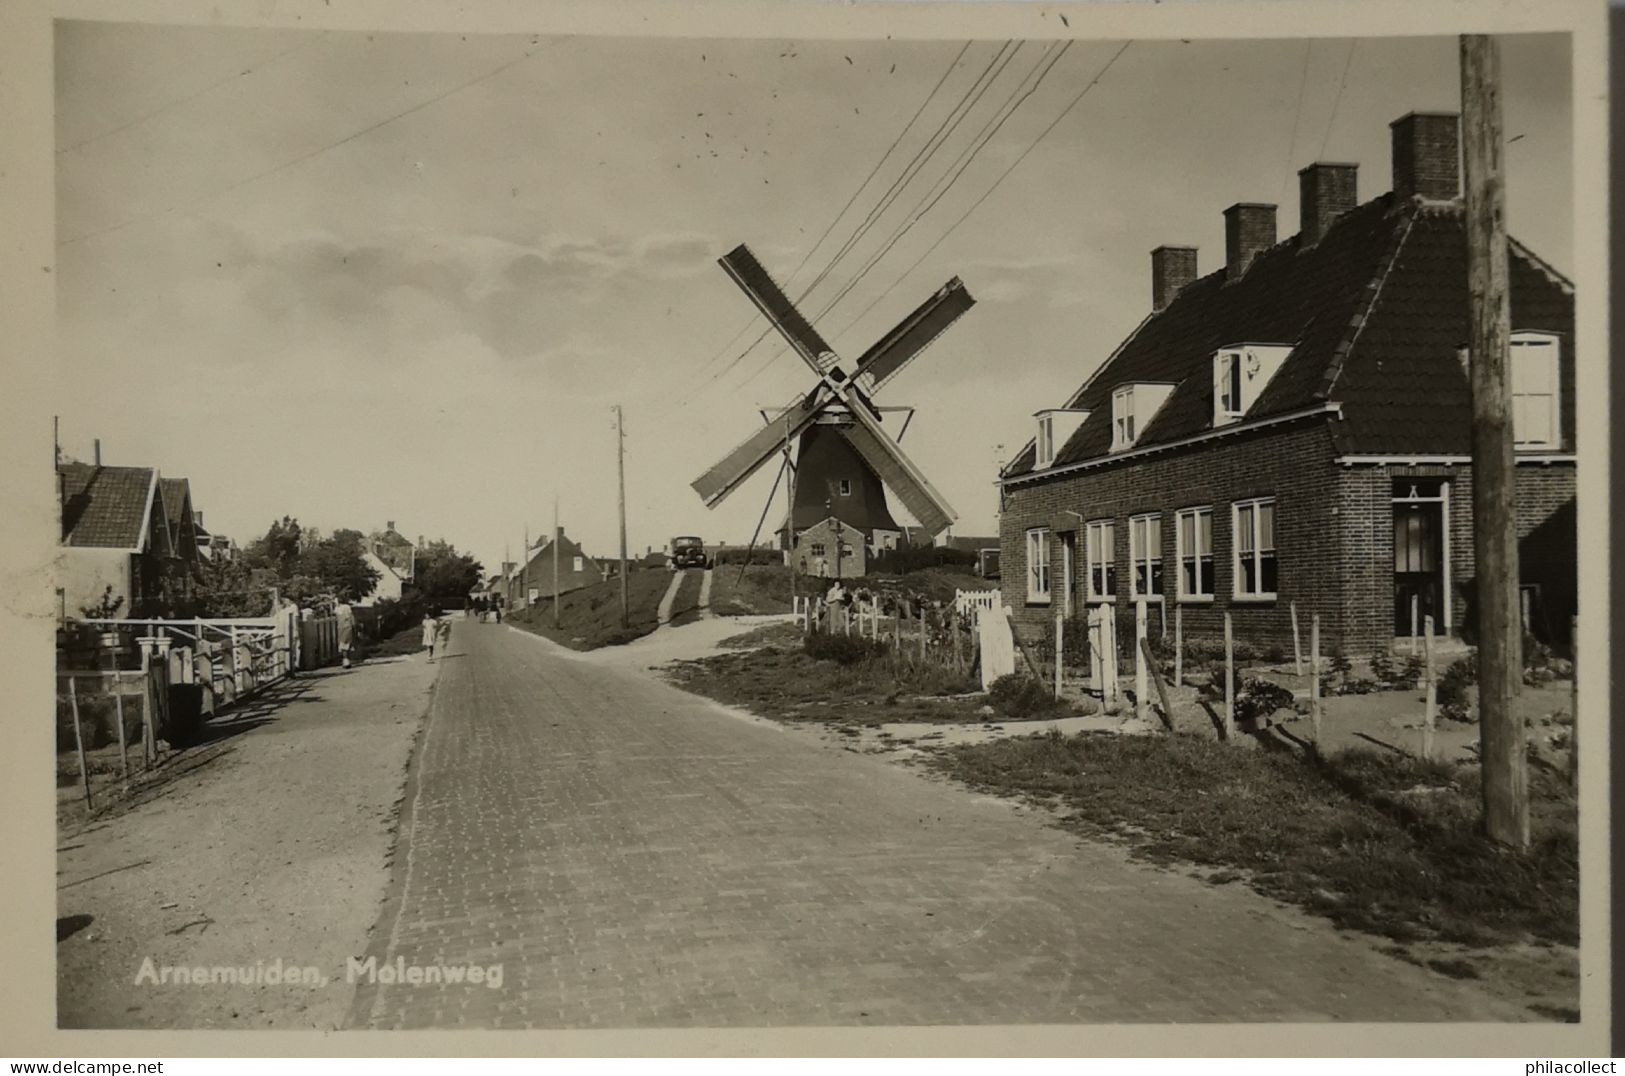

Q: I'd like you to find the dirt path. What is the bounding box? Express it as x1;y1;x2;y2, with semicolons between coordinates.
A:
55;647;439;1029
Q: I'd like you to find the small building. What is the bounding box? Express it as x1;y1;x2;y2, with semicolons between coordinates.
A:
793;517;867;579
58;462;183;619
997;111;1576;654
368;521;416;584
507;528;604;607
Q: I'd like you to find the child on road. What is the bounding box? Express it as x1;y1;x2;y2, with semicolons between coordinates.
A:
422;611;441;662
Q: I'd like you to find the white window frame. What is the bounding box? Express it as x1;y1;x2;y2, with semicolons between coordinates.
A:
1025;527;1051;605
1231;497;1278;601
1510;331;1561;451
1174;505;1215;602
1084;519;1116;602
1215;351;1244;424
1111;387;1136;451
572;555;585;573
838;478;852;496
1035;415;1055;468
1128;512;1163;600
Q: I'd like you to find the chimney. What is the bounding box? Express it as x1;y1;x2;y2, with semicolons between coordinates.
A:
93;438;101;466
194;510;204;528
1223;203;1277;280
386;520;395;532
1390;112;1460;201
556;526;564;542
417;534;424;548
1150;246;1198;311
1298;162;1359;245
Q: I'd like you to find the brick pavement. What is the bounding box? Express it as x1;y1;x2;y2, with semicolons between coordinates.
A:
351;621;1523;1028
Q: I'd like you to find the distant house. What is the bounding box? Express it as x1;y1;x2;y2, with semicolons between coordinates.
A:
356;548;409;607
369;521;417;584
190;510;233;561
507;529;603;607
998;112;1576;653
58;462;181;619
793;517;867;579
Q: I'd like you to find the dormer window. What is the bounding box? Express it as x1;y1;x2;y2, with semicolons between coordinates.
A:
1033;408;1089;469
1107;384;1176;452
1111;388;1135;451
1212;343;1293;427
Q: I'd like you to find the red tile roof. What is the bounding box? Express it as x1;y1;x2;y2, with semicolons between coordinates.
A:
59;464;158;549
1005;194;1573;479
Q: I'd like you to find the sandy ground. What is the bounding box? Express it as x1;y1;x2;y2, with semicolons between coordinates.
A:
55;649;438;1029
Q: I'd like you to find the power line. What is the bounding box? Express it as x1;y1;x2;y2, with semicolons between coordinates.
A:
803;41;1071;337
673;41;972;398
677;40;1014;405
56;35;327;156
1278;40;1314;206
827;41;1133;347
58;40;562;248
1316;40;1359;161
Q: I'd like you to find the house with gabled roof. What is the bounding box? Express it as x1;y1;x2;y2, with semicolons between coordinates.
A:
58;461;180;618
998;112;1576;655
506;528;603;608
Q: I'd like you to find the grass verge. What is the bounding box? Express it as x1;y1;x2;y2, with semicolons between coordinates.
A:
926;730;1577;948
508;569;675;650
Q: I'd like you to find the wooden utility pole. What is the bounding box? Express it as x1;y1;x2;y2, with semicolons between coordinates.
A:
784;414;796;604
522;525;530;611
1462;33;1529;850
552;496;561;629
614;405;629;628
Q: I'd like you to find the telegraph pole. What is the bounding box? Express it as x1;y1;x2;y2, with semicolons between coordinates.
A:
614;405;629;628
1461;33;1528;850
522;525;530;611
784;415;796;602
552;496;561;629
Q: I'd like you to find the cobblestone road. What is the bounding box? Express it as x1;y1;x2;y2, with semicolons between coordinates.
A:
352;621;1519;1028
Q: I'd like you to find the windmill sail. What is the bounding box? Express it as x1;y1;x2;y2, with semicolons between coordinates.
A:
690;394;820;508
853;277;975;391
717;244;835;373
834;403;957;537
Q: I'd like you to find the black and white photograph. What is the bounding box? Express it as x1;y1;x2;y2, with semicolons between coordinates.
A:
3;0;1609;1057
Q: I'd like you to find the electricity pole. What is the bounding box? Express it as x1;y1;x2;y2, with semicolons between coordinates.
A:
522;525;529;611
784;414;796;602
1461;33;1528;850
614;404;629;628
552;495;561;629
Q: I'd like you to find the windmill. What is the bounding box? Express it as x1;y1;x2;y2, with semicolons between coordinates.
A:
691;244;975;571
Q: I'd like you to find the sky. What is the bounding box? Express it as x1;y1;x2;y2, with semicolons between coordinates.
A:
54;24;1573;575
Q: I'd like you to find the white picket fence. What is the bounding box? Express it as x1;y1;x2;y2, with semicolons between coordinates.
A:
954;588;1001;620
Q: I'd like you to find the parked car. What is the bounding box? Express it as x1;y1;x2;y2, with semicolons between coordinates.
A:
668;536;710;570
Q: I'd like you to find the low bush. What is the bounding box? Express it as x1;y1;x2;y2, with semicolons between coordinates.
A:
804;630;887;666
987;674;1069;720
1438;654;1478;708
869;545;977;576
1233;678;1296;724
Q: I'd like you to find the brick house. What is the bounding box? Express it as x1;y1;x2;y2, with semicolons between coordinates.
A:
507;528;604;607
997;112;1576;656
792;516;868;579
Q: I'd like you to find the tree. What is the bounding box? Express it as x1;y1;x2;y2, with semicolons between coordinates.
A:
409;540;484;608
299;529;380;602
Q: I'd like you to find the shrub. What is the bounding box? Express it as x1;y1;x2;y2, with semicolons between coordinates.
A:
1369;650;1398;685
987;674;1068;720
804;630;886;666
1399;653;1426;690
1327;651;1354;678
1438;654;1478;708
1233;678;1296;724
1335;677;1378;696
869;545;977;576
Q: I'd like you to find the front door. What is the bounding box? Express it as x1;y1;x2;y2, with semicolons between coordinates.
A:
1393;483;1445;635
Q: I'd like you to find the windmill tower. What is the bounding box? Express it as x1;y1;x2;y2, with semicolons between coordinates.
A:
691;244;975;573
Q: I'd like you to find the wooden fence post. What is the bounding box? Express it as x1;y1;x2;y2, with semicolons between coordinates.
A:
1140;636;1176;733
919;606;928;664
139;643;155;766
954;611;965;671
1134;599;1148;723
114;683;128;785
1174;605;1183;687
1422;614;1437;761
1291;601;1303;675
68;677;92;810
1410;594;1420;655
1222;612;1235;740
1310;614;1322;746
1053;608;1064;698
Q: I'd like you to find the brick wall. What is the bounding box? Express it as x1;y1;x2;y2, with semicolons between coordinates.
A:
1000;426;1579;655
999;419;1350;653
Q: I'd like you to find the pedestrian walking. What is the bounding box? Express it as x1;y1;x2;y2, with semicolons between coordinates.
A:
422;610;441;662
337;599;356;669
437;611;453;652
494;596;503;624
